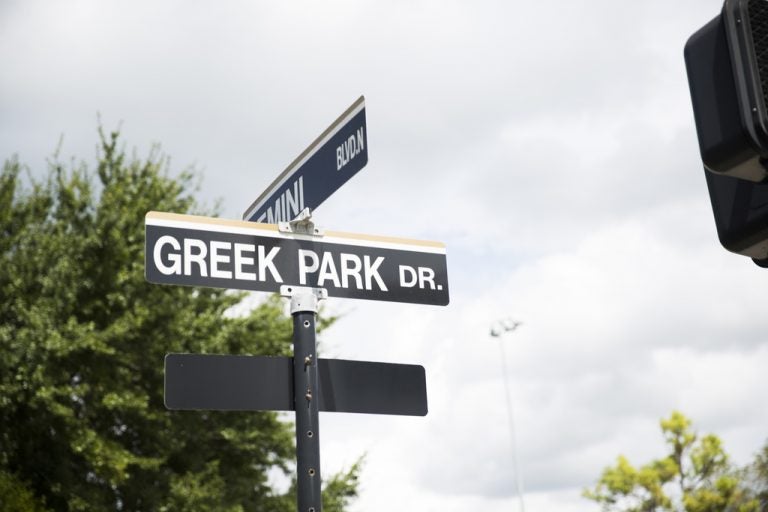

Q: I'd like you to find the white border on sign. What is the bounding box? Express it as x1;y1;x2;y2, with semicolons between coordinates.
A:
146;212;446;255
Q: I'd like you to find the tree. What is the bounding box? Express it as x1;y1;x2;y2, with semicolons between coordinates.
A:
583;411;761;512
743;440;768;510
0;130;360;510
0;470;49;512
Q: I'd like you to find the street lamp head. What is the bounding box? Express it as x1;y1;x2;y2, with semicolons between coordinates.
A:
490;318;522;337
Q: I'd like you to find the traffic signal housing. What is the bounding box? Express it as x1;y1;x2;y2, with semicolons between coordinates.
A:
685;0;768;263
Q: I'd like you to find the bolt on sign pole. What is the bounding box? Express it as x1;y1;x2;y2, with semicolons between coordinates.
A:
285;286;325;512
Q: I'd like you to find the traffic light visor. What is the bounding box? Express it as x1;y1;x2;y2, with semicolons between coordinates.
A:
685;0;768;182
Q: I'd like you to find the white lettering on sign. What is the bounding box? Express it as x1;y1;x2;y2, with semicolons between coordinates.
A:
336;127;365;171
155;235;181;275
147;211;449;305
340;253;362;289
234;243;256;280
256;176;305;224
184;239;208;277
364;255;387;291
153;235;283;283
399;265;443;291
298;249;387;291
318;252;341;288
258;246;282;282
211;241;231;279
399;265;416;287
298;250;319;285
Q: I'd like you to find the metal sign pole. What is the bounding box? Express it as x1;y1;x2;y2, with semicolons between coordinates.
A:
288;287;325;512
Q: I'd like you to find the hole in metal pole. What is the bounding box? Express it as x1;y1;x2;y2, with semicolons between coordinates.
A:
308;468;316;477
307;430;314;438
303;320;311;328
309;508;315;512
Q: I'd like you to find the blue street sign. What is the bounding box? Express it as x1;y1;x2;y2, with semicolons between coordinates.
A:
243;96;368;223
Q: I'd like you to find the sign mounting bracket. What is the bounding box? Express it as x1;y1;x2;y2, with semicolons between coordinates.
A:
278;207;324;237
280;285;328;314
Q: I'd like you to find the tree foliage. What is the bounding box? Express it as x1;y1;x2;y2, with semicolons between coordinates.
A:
744;442;768;510
0;130;360;510
584;411;764;512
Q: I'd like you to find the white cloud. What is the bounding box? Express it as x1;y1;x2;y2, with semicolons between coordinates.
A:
318;203;768;509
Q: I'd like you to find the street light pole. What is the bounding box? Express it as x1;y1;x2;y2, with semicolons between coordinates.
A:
490;319;526;512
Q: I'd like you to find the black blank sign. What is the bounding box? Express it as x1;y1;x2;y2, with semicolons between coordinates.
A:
164;353;427;416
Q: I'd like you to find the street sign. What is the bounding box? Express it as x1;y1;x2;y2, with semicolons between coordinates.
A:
145;211;449;305
164;353;428;416
165;354;292;412
243;96;368;223
148;95;443;511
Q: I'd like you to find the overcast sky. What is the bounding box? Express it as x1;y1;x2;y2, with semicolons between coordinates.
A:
3;1;768;510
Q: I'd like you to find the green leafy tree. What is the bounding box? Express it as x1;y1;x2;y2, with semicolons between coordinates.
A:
0;130;360;510
0;470;49;512
584;411;761;511
743;440;768;510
